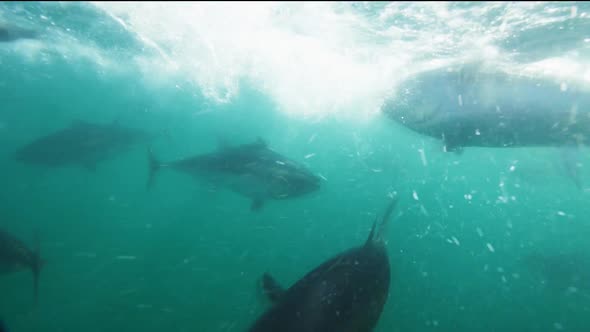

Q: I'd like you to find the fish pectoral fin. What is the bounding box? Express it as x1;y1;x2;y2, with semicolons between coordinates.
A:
251;198;265;212
443;141;464;154
260;272;285;304
441;133;464;154
255;137;268;148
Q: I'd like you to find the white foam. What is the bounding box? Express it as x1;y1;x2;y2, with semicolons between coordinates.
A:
4;2;589;120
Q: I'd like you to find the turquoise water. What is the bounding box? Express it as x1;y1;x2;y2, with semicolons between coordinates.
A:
1;2;590;331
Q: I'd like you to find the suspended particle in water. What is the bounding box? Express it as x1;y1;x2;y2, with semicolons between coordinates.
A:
413;190;419;201
75;252;97;258
457;94;463;107
116;255;137;260
417;148;427;166
419;204;429;216
486;243;495;253
308;133;317;143
304;153;316;159
567;286;578;294
560;82;568;92
476;227;484;237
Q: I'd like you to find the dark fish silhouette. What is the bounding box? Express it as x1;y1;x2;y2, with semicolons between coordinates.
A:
0;24;38;43
148;138;321;211
247;195;399;331
15;120;153;171
521;251;590;293
0;318;6;332
382;62;590;188
0;229;43;302
383;62;590;151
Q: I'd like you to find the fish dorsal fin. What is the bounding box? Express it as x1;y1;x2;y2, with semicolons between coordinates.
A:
365;217;378;246
254;137;267;148
71;119;91;128
456;61;486;88
365;194;399;247
217;137;232;151
260;273;285;304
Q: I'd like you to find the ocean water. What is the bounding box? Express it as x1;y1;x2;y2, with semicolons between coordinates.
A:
1;2;590;331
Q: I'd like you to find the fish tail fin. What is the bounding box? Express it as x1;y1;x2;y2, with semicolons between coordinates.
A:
147;147;161;190
366;193;399;246
32;231;43;304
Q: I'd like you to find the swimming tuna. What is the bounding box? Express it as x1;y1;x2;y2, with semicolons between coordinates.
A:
247;195;399;331
0;229;43;302
382;62;590;187
148;138;321;211
15;120;153;171
383;62;590;151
